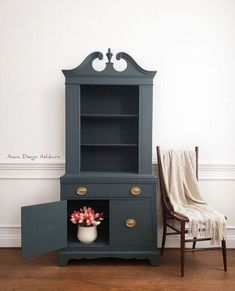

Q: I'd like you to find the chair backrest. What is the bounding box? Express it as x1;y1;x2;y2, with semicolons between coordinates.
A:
156;146;199;216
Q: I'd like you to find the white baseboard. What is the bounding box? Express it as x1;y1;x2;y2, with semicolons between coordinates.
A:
0;234;21;247
157;226;235;248
157;235;235;249
0;227;21;247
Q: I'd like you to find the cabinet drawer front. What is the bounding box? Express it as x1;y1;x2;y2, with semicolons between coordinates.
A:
61;183;154;199
110;199;153;247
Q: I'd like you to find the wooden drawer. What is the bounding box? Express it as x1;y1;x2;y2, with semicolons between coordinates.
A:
61;183;154;199
110;199;153;247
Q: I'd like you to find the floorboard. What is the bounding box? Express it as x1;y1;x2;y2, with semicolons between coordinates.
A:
0;248;234;291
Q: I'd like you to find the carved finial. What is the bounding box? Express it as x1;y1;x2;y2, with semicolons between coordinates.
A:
106;48;113;64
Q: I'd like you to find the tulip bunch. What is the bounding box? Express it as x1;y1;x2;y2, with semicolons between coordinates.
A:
70;206;104;227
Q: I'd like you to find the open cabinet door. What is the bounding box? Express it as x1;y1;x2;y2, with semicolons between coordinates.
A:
21;201;67;257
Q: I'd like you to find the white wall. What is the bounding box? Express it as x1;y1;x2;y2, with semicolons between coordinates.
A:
0;0;235;247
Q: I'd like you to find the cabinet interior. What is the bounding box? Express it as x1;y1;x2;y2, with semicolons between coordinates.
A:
80;85;139;173
67;200;109;247
81;85;139;114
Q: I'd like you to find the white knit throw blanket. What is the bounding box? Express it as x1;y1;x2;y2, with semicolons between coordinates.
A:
160;150;226;244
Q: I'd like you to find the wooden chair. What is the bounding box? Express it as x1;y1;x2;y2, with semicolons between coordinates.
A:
156;146;227;277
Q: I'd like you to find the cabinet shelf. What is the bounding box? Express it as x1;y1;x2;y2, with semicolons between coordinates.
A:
81;118;138;145
80;85;139;115
81;114;138;118
68;237;109;248
81;144;138;147
80;84;139;173
81;146;138;173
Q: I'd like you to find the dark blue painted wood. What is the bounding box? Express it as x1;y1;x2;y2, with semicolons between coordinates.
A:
61;173;157;183
139;85;153;174
65;85;80;173
61;49;158;265
21;49;159;267
58;250;159;267
62;50;156;85
110;199;153;247
61;182;155;200
62;51;156;79
21;201;67;257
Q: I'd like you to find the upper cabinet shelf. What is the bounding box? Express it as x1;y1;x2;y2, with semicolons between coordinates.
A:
81;114;138;118
81;144;138;147
81;85;139;115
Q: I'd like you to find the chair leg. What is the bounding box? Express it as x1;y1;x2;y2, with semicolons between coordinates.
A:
192;237;197;249
180;222;185;277
161;219;167;256
222;239;227;271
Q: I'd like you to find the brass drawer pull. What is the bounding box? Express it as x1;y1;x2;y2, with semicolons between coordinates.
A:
126;218;136;228
76;186;87;196
131;186;141;196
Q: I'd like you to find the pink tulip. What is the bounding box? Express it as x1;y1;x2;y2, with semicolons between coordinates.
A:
70;207;104;227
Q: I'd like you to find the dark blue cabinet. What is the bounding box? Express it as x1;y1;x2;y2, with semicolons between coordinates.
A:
21;49;159;266
110;200;153;247
21;201;67;257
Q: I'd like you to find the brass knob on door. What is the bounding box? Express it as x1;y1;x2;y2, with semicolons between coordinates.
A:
131;186;141;196
125;219;136;228
76;186;87;196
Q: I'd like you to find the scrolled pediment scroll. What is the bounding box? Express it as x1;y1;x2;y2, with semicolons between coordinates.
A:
62;49;156;78
116;51;156;77
62;51;103;76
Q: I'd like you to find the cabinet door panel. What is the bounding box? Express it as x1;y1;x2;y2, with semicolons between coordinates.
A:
110;199;153;247
21;201;67;257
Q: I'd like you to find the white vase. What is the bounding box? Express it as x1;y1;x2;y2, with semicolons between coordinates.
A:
77;225;97;244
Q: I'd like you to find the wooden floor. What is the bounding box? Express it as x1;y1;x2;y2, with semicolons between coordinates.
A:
0;248;234;291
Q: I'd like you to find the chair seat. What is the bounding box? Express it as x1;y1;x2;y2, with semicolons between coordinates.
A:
167;211;189;222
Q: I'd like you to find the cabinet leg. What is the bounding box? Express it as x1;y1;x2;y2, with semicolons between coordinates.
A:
59;256;68;267
149;255;159;267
